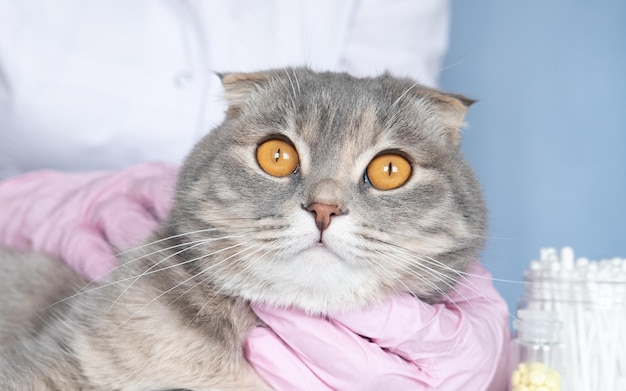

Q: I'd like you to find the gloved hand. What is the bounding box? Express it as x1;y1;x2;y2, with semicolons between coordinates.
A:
245;261;510;391
0;162;178;280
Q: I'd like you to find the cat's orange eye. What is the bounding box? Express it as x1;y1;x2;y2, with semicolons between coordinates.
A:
366;153;412;190
256;139;300;177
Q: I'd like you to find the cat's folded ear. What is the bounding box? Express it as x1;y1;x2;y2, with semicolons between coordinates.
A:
428;92;476;147
217;72;272;117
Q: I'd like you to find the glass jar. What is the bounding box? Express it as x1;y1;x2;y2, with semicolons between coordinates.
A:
509;309;565;391
516;255;626;390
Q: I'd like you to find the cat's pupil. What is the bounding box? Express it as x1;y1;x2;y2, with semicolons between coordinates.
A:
274;149;280;162
387;162;393;176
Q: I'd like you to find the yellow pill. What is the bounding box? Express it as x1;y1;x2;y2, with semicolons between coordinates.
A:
545;370;561;390
512;362;562;391
529;362;547;373
511;370;521;386
518;370;529;386
529;369;546;385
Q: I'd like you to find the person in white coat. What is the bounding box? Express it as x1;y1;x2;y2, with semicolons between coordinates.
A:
0;0;448;178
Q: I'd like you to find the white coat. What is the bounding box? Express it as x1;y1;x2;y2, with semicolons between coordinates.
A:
0;0;449;179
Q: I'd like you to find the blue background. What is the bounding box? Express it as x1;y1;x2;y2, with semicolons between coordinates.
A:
440;1;626;318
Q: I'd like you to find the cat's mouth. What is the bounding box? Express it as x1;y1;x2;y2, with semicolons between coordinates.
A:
313;242;332;252
313;242;333;251
303;241;345;263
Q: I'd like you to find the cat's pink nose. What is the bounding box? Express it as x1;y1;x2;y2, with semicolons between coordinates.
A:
306;203;343;232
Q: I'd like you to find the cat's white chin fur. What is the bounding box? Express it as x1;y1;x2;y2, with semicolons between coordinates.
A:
232;221;386;314
242;250;385;315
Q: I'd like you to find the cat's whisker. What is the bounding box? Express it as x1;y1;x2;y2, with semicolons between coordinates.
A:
189;244;276;323
169;241;267;306
112;239;260;331
116;231;259;281
371;242;471;305
411;258;476;306
423;255;487;291
74;228;229;293
111;237;260;306
368;253;415;298
434;54;470;76
116;227;231;257
49;232;261;308
382;244;520;321
422;256;524;285
396;256;453;300
388;80;421;114
378;240;476;287
281;69;299;111
391;230;493;241
405;251;499;296
371;249;451;300
390;247;483;302
418;255;521;321
47;238;219;309
288;66;301;94
415;258;519;323
104;240;211;315
79;236;213;292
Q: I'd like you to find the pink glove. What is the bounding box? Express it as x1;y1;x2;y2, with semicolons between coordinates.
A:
246;262;510;391
0;162;178;280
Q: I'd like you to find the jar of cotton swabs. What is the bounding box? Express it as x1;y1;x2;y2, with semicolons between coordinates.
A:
512;247;626;391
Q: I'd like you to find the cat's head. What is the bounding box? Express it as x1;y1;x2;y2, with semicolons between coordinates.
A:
171;68;486;314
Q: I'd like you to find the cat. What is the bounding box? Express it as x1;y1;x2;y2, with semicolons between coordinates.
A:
0;68;487;390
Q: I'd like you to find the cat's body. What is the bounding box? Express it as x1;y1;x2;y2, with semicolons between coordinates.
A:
0;68;487;390
0;247;262;390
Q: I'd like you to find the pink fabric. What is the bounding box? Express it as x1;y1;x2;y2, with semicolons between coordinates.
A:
0;162;178;280
246;262;510;391
0;165;509;388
